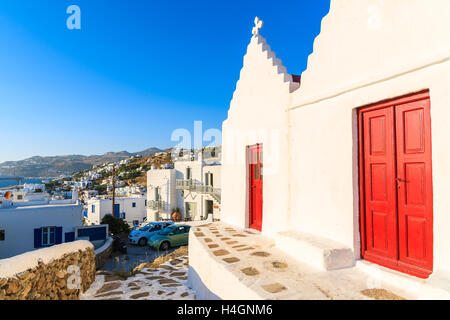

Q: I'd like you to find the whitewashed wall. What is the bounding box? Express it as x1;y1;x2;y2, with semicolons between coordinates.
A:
221;0;450;274
146;169;176;220
86;197;147;226
0;204;83;259
287;0;450;271
221;34;297;237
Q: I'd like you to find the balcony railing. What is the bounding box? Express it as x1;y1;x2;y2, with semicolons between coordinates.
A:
176;179;221;203
147;200;168;212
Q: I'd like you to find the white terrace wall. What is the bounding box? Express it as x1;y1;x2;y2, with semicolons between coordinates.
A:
287;0;450;271
221;34;298;237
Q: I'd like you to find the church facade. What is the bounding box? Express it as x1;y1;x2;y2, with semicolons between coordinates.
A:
221;0;450;282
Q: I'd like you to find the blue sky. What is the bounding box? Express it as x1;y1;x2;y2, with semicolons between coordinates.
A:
0;0;330;163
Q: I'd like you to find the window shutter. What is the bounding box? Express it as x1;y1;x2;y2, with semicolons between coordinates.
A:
34;228;42;248
65;232;75;242
55;227;63;244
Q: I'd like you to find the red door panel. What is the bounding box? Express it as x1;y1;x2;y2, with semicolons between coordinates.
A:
248;144;263;231
395;99;433;273
359;91;433;279
362;107;398;265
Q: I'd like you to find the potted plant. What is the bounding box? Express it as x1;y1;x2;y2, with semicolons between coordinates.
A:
171;207;182;222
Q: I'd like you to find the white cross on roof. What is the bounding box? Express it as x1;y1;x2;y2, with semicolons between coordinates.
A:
252;16;263;36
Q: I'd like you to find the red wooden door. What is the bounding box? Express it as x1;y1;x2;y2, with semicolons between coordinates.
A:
395;99;433;274
362;107;399;266
248;144;263;231
359;92;433;278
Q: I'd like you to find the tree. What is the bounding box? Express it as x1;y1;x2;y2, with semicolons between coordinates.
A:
101;214;130;235
93;184;107;195
45;180;62;190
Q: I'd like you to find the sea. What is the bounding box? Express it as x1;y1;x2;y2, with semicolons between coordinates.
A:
0;178;46;188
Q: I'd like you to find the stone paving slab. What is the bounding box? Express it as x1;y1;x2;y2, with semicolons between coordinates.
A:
191;222;410;300
81;255;196;300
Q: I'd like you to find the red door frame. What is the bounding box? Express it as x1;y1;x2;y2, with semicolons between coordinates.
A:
247;143;263;231
358;90;433;279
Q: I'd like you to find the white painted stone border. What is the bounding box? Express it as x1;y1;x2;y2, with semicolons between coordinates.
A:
94;237;113;256
187;230;263;300
0;240;93;279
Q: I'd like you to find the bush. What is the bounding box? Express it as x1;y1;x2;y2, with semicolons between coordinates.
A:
101;214;130;235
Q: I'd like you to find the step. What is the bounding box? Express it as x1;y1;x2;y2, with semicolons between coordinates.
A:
275;231;355;271
357;260;450;300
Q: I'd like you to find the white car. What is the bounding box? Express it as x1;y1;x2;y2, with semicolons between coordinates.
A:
128;221;174;246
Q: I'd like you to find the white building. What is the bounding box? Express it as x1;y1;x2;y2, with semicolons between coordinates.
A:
0;190;82;259
81;190;99;203
115;185;146;197
22;183;45;193
85;196;147;227
147;152;221;222
218;0;450;296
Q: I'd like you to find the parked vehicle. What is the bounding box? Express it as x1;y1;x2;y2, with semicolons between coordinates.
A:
148;224;191;251
112;235;127;254
128;221;174;246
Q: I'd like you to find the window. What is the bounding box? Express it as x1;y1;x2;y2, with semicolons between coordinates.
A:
132;202;136;208
133;220;139;226
186;167;192;180
42;227;56;246
205;173;213;187
17;195;23;200
91;205;95;213
152;224;162;231
0;230;5;241
145;200;147;207
175;226;186;234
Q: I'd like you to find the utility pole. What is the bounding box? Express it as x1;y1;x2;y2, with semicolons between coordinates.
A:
112;165;116;218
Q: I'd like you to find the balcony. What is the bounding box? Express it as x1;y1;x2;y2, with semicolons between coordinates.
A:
147;200;168;212
176;179;221;203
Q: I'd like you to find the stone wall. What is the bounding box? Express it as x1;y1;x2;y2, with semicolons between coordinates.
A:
0;240;95;300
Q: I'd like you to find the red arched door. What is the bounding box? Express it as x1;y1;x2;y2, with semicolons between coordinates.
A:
248;144;263;231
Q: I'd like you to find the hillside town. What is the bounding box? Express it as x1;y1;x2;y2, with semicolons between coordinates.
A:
1;0;450;304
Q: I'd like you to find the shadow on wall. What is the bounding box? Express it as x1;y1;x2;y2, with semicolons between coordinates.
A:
187;265;221;300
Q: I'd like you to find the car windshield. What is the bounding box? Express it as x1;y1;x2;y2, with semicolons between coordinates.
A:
139;224;154;231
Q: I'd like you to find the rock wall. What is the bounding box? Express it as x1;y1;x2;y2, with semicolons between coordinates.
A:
0;240;95;300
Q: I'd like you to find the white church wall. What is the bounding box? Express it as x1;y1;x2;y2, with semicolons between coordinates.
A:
287;0;450;271
221;34;296;237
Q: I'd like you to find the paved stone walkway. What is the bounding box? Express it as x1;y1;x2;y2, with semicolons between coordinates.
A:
192;222;408;300
81;255;196;300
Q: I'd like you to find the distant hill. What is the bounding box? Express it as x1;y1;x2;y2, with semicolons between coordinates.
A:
134;147;163;157
0;147;163;178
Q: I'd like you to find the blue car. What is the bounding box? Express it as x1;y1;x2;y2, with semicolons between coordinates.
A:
128;221;174;246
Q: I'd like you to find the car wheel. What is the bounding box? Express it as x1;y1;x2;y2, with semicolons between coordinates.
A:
138;238;147;246
160;241;170;251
